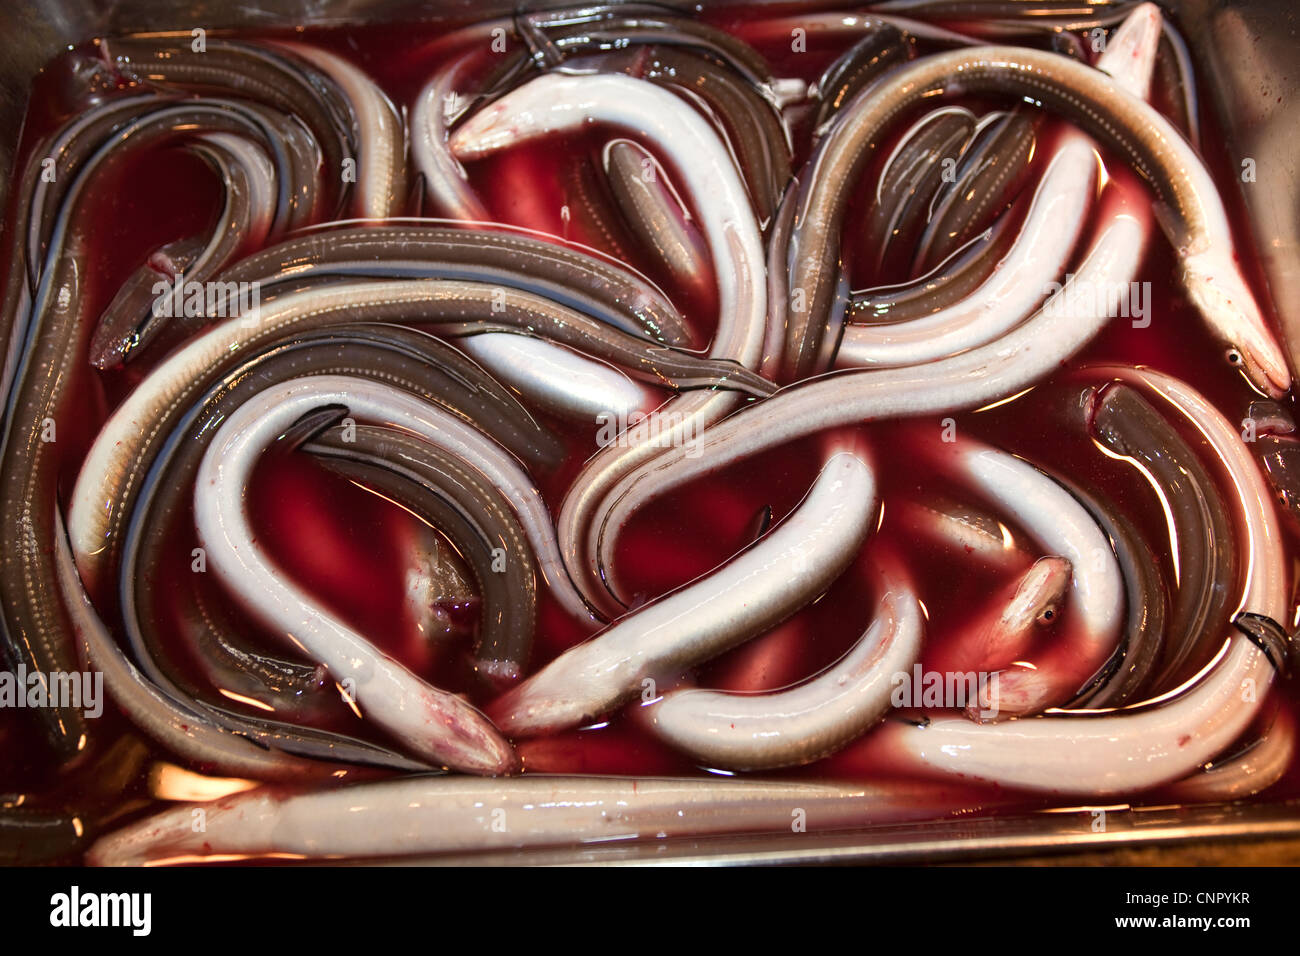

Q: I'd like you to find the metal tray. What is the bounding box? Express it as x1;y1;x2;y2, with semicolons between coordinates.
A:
3;0;1298;865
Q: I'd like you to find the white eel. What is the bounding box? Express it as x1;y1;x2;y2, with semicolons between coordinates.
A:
1166;706;1295;803
85;774;997;866
459;332;656;424
837;138;1096;368
68;279;593;624
792;2;1286;395
489;452;877;738
195;130;277;252
871;367;1287;795
413;47;493;221
892;496;1031;571
589;191;1152;602
927;556;1072;686
836;0;1159;369
648;562;923;771
451;73;769;618
925;437;1124;718
277;43;407;219
192;375;543;775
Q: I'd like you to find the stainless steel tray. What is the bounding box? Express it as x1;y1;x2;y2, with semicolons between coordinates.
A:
3;0;1297;865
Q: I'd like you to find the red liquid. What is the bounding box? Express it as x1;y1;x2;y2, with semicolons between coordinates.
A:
2;7;1298;862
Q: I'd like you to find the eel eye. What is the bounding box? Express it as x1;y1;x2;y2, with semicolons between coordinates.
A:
1226;348;1245;367
1035;606;1057;627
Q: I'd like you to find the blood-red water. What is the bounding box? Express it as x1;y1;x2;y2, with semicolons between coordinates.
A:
2;7;1298;862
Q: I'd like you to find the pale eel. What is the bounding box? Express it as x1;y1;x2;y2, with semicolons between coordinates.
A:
869;367;1286;796
412;47;499;221
648;562;923;770
1167;706;1295;803
116;325;532;766
193;375;518;775
85;774;999;866
926;556;1071;684
69;277;751;611
590;192;1151;613
919;436;1123;718
619;44;793;225
460;332;656;424
837;0;1159;369
837;133;1094;368
778;7;1289;395
490;452;877;738
571;40;794;224
273;42;407;219
451;73;769;617
892;494;1029;570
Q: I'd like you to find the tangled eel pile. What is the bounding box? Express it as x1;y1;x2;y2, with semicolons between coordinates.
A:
0;1;1296;865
